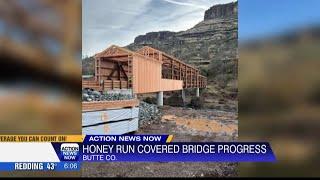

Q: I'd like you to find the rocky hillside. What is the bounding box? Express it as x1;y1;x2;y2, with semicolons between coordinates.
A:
82;56;94;75
127;1;238;68
127;2;238;111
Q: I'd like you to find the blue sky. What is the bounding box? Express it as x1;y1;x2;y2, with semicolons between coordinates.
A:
239;0;320;41
82;0;235;56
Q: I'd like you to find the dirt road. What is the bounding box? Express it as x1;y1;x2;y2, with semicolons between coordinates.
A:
82;106;238;177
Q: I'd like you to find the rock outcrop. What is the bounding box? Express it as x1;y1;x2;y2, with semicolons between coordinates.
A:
127;1;238;67
204;1;237;20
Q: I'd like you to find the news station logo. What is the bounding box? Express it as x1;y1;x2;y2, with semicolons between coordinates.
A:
60;143;80;161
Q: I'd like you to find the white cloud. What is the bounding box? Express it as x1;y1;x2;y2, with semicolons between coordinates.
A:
162;0;208;10
82;0;237;56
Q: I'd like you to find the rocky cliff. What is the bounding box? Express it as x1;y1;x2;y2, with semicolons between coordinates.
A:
127;1;238;68
204;1;237;20
127;1;238;111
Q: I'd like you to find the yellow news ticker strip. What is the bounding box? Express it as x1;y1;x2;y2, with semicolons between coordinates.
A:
0;135;84;142
0;135;173;143
166;135;173;143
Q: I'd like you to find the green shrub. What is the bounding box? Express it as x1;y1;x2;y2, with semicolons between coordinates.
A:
188;97;204;109
143;97;157;104
164;92;184;107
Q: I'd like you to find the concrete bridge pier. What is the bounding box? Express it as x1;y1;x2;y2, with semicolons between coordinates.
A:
157;91;163;106
181;89;186;106
196;88;200;97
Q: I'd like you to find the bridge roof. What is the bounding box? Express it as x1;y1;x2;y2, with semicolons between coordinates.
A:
137;46;199;71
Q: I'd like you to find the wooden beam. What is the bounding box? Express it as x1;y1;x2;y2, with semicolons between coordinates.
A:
171;59;174;79
190;69;193;87
117;62;121;80
95;58;100;83
101;57;129;62
119;64;128;79
197;71;199;87
111;79;114;89
97;54;129;58
185;65;187;88
107;63;118;80
82;99;139;112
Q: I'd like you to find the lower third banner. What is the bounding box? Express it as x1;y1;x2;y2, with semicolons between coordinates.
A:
0;135;276;171
53;135;276;162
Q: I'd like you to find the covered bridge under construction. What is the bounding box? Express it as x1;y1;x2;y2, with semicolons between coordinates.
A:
83;45;207;106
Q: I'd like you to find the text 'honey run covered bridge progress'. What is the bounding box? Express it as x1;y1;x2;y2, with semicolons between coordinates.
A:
82;45;207;106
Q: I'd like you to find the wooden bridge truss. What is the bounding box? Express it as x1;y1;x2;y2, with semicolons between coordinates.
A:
137;46;207;89
83;45;207;94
